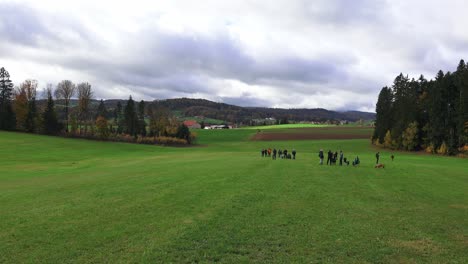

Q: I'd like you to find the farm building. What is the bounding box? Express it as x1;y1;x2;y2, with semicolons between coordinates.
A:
204;125;232;129
183;120;202;129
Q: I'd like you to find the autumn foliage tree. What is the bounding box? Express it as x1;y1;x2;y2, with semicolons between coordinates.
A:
96;116;109;139
383;130;393;149
148;106;170;137
14;86;28;131
402;121;419;151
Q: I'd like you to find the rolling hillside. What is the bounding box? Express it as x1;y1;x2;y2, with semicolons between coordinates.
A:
49;98;375;124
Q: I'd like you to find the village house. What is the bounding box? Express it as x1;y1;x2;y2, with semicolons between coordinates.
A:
183;120;202;129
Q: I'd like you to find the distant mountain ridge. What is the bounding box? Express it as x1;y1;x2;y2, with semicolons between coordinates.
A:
49;97;375;124
150;98;375;123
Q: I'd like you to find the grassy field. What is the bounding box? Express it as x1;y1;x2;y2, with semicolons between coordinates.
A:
0;128;467;263
244;124;329;130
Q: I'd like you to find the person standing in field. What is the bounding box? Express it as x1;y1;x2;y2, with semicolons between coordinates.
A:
319;149;324;165
327;150;332;165
376;152;380;164
292;149;296;159
391;154;394;161
272;148;277;160
339;150;344;166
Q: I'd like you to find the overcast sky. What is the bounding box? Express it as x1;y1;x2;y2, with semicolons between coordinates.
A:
1;0;468;111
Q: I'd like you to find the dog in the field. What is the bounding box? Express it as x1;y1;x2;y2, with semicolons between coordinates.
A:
375;163;385;168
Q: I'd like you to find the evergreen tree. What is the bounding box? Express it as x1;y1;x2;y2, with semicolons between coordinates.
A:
25;96;37;133
124;96;138;136
96;99;108;119
41;88;61;134
373;59;468;155
455;59;468;148
427;70;446;149
416;75;430;147
114;101;124;134
443;72;459;154
147;107;157;136
0;67;16;130
176;124;191;143
137;100;146;136
373;86;393;143
391;74;419;147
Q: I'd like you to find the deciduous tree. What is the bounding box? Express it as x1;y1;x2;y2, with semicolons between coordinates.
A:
55;80;76;132
77;82;93;134
402;121;419;151
96;116;109;139
14;86;28;130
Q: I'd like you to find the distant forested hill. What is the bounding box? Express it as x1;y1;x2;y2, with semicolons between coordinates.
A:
46;97;375;124
151;98;375;123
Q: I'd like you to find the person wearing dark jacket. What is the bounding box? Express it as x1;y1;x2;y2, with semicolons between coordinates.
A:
319;149;324;165
327;150;333;165
339;150;344;166
272;149;277;160
376;152;380;164
292;149;296;159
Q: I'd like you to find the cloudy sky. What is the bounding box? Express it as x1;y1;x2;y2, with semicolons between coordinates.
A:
1;0;468;111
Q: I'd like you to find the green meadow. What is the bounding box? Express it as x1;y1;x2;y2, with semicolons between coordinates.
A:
244;123;328;130
0;127;467;263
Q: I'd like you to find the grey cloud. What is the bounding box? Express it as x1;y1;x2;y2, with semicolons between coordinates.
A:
303;0;389;26
0;3;51;46
47;26;356;102
3;0;468;111
105;27;355;92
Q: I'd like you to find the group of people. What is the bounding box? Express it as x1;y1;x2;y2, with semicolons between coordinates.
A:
261;148;297;160
260;148;394;167
318;149;360;166
316;150;394;167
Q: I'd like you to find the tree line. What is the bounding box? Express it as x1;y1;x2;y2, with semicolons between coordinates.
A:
0;67;194;145
372;59;468;155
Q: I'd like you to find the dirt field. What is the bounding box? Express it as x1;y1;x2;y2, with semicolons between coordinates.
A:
251;126;373;141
